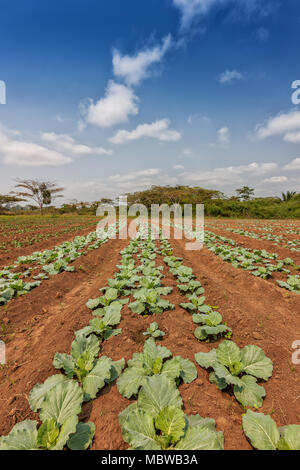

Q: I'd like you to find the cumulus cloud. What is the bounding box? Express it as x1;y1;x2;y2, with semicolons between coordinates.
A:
0;127;71;167
283;132;300;144
219;69;244;84
109;119;181;144
41;132;112;156
182;161;278;186
255;110;300;141
284;158;300;171
112;35;172;86
81;81;138;129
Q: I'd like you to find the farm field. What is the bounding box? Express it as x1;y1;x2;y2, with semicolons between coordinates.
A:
0;216;299;450
0;215;100;266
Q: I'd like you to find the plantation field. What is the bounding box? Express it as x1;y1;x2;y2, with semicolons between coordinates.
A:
0;215;100;266
0;216;299;450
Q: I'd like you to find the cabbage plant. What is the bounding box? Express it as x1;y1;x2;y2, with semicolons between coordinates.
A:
129;288;174;315
0;379;88;450
119;375;224;450
117;338;196;398
53;333;124;400
242;410;300;450
143;322;165;339
195;340;273;408
193;311;232;341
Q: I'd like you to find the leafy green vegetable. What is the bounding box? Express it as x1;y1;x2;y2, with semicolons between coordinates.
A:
178;280;204;296
180;294;206;312
129;288;174;315
0;377;87;450
67;422;96;450
242;410;300;450
0;421;40;450
193;311;231;341
277;275;300;293
195;340;273;407
170;265;195;283
143;322;165;339
119;375;223;450
53;334;124;399
117;338;196;398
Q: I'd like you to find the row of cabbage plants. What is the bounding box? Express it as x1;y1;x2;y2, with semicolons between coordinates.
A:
0;223;122;305
161;223;300;449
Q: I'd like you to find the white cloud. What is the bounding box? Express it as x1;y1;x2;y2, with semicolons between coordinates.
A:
283;132;300;144
60;180;111;203
173;0;221;29
108;168;178;191
0;127;71;167
81;81;138;129
41;132;112;156
187;114;211;124
256;110;300;141
172;0;272;30
262;176;288;183
109;119;181;144
112;35;172;86
109;168;160;183
219;69;244;84
217;126;230;144
182;161;278;186
109;168;164;191
284;158;300;171
174;164;184;170
183;147;193;155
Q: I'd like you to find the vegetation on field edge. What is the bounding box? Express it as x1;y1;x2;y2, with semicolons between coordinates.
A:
1;180;300;218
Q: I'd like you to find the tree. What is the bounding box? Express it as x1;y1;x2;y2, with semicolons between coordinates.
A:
0;194;24;212
235;186;255;201
11;179;64;213
281;191;297;202
126;185;224;208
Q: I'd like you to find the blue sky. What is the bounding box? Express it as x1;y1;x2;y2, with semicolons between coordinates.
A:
1;0;300;202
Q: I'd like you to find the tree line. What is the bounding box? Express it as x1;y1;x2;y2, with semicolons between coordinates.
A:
0;180;299;218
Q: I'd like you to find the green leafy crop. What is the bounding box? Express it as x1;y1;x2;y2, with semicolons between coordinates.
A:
129;288;174;315
0;379;86;450
77;302;123;340
170;265;195;283
177;280;204;296
242;410;300;450
53;333;124;400
117;338;197;398
119;375;224;450
277;275;300;293
193;311;232;341
195;340;273;408
143;322;165;339
180;294;206;312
